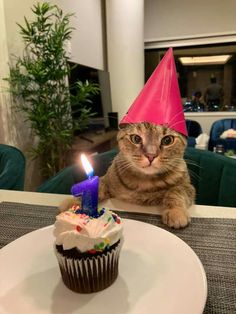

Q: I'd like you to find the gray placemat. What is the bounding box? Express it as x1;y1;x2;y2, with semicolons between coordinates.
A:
0;202;58;248
0;202;236;314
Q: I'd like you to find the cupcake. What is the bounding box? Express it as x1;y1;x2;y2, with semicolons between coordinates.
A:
53;205;123;293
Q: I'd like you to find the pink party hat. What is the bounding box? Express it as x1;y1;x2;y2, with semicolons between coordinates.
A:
119;48;187;136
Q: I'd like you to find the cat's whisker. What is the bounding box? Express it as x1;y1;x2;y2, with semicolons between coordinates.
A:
188;169;201;181
118;162;132;169
165;157;183;165
159;164;174;174
132;158;142;162
118;167;130;174
117;166;131;174
170;157;202;176
184;159;203;169
116;161;133;174
166;108;185;127
159;159;170;163
171;157;202;171
118;160;131;167
186;162;202;169
118;167;133;175
169;162;182;169
167;119;186;130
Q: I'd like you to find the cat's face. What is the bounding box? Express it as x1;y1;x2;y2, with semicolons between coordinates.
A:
118;122;187;175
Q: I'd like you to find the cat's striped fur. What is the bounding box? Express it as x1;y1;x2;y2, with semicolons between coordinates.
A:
99;123;195;228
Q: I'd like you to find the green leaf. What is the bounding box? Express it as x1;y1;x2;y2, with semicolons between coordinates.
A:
4;1;99;178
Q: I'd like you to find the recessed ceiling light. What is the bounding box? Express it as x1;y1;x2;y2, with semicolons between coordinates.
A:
179;55;232;66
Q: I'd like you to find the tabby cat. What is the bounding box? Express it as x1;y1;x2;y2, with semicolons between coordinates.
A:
99;122;195;228
60;122;195;229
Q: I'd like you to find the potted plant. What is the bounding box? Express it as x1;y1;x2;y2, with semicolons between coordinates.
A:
5;2;100;178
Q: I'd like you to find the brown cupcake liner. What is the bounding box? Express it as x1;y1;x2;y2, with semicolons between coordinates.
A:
54;241;122;293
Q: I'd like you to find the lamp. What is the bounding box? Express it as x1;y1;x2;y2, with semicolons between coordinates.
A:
179;55;232;66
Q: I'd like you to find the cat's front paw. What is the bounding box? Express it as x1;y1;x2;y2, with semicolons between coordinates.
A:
162;208;190;229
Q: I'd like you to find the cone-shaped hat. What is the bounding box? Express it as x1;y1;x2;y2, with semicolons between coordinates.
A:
119;48;187;136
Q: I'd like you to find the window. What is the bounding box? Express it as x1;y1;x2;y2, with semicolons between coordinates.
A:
145;43;236;112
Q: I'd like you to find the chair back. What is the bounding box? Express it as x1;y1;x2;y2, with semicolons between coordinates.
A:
0;144;25;190
186;119;203;147
208;118;236;151
186;119;202;138
37;149;118;194
185;147;236;207
38;147;236;207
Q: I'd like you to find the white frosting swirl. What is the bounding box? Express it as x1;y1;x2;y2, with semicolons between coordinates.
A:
53;207;123;253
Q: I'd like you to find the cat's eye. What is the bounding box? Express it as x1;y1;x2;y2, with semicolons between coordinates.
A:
130;134;142;144
161;135;174;146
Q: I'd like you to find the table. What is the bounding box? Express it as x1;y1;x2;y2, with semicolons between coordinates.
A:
0;190;236;314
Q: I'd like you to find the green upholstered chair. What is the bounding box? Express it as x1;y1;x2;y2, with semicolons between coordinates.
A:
37;149;118;195
0;144;26;190
37;147;236;207
186;119;202;148
185;148;236;207
208;118;236;152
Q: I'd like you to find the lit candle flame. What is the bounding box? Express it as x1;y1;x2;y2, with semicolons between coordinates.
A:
81;154;94;178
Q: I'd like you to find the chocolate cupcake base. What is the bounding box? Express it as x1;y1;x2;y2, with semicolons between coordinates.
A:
54;241;122;293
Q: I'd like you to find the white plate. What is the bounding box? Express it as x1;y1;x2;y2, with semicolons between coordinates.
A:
0;219;207;314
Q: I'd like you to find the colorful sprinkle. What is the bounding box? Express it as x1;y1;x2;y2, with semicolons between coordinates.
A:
88;249;97;254
98;207;105;216
76;225;82;232
111;213;121;224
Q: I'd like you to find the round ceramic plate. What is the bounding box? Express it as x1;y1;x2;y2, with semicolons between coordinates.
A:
0;219;207;314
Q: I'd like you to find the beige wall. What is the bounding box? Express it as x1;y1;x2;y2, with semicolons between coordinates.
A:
52;0;105;70
0;0;10;144
1;0;45;190
1;0;37;147
4;0;37;58
106;0;144;121
1;0;37;153
1;0;105;147
4;0;105;70
145;0;236;48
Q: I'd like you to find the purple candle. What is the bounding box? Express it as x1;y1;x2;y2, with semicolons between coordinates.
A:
71;154;99;217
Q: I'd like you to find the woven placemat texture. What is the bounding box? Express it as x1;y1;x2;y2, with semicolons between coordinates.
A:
0;202;236;314
120;211;236;314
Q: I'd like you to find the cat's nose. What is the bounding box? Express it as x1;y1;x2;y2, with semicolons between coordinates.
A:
145;154;156;163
